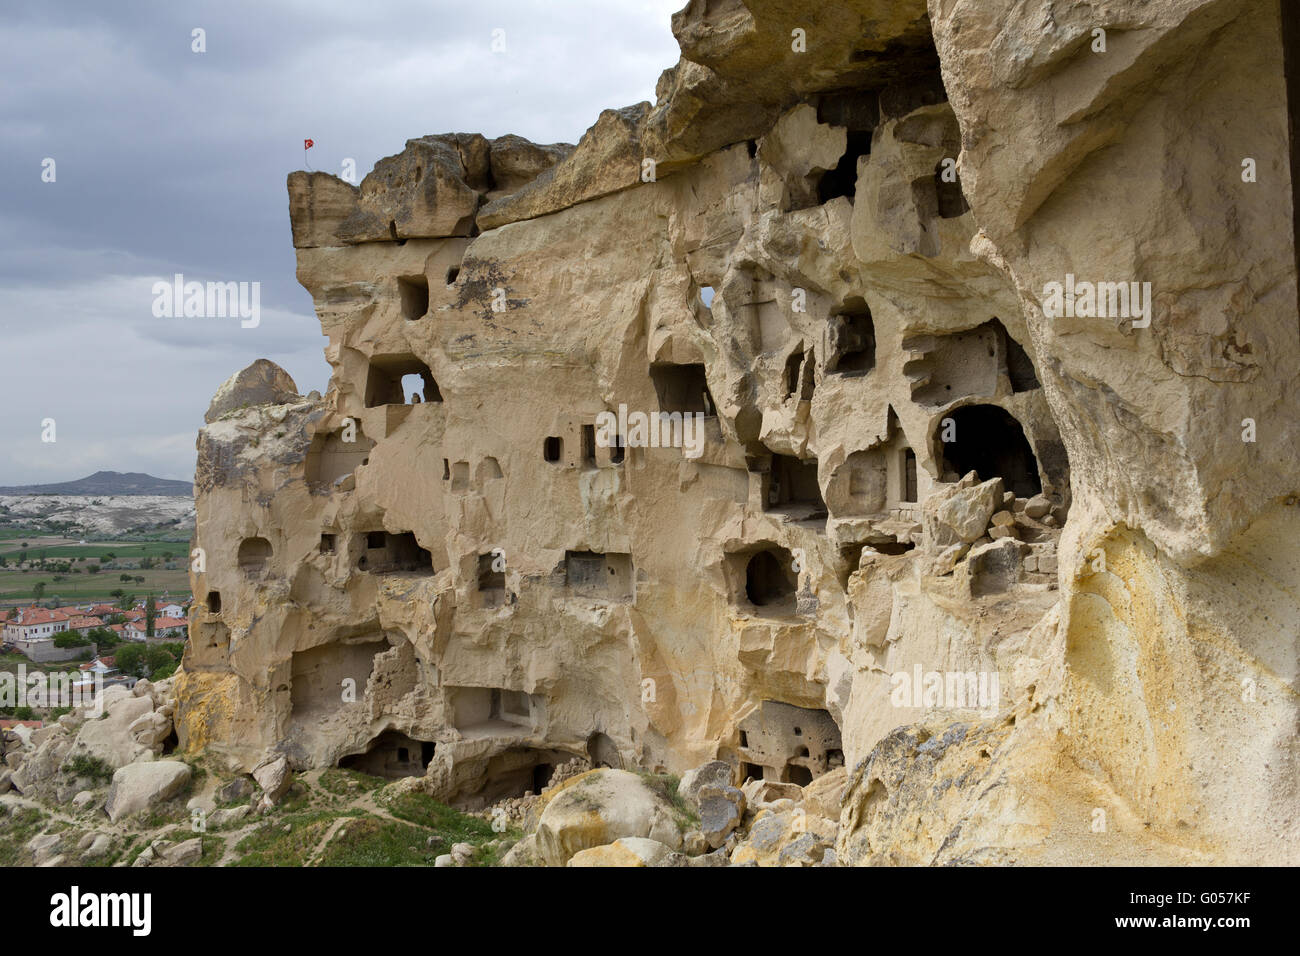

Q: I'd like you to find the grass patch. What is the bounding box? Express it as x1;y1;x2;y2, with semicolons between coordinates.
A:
0;807;49;865
231;811;342;867
382;790;495;843
64;754;114;784
316;815;447;867
638;771;699;829
317;767;386;797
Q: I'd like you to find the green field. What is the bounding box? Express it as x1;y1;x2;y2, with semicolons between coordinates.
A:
0;535;191;606
0;567;191;605
0;539;185;561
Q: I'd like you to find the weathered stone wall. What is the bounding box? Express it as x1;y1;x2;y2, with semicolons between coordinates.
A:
175;0;1299;864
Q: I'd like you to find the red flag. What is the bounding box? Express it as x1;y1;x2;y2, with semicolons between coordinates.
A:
304;138;314;150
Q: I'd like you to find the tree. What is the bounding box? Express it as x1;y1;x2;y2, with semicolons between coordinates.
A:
54;631;91;648
117;592;134;611
114;643;146;677
145;595;156;639
87;564;100;574
32;582;45;600
144;644;179;679
87;626;119;649
116;643;176;680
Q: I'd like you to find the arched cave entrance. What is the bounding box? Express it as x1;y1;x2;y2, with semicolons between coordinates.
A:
936;404;1042;498
745;548;797;612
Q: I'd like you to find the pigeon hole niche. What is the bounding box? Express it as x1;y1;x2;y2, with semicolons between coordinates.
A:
564;550;634;603
396;274;429;320
737;701;844;785
936;404;1042;498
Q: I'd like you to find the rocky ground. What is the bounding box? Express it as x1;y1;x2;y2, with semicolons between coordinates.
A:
0;495;195;538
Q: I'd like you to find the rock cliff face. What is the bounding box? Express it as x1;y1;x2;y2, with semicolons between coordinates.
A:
175;0;1300;864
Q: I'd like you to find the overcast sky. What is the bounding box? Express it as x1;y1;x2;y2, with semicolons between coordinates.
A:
0;0;682;485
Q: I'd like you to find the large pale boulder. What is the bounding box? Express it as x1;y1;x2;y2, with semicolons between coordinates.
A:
105;761;191;822
924;475;1004;548
534;770;685;866
204;360;299;424
567;837;676;868
65;693;155;770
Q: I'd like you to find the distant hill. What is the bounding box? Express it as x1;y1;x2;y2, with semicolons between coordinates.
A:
0;471;193;497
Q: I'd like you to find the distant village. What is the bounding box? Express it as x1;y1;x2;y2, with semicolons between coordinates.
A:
0;598;192;706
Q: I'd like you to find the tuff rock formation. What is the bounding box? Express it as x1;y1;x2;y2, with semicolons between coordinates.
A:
175;0;1299;865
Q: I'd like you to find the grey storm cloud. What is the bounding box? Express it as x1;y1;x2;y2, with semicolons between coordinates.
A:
0;0;682;483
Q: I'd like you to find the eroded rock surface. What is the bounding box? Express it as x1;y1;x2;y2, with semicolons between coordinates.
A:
175;0;1300;865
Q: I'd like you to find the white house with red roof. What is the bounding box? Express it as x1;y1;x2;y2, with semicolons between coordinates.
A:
2;606;71;642
2;606;94;663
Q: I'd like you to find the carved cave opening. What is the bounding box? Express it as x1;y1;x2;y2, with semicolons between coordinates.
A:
364;353;442;407
237;537;272;574
738;701;844;784
825;297;875;375
397;275;429;320
338;729;435;779
937;404;1042;498
650;362;716;415
357;531;434;574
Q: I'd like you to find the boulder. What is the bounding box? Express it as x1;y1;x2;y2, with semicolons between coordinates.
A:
154;837;203;867
534;769;685;866
697;783;746;848
83;833;112;859
67;693;155;770
205;360;299;423
676;760;733;810
730;808;839;867
924;475;1005;548
105;760;191;822
217;776;255;804
568;837;676;867
209;805;252;828
26;832;62;865
252;754;292;806
1023;494;1051;519
128;711;173;749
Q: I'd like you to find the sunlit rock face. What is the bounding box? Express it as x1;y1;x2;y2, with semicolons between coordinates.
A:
176;0;1299;864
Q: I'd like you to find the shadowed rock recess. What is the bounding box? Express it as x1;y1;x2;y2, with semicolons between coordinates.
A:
177;0;1300;865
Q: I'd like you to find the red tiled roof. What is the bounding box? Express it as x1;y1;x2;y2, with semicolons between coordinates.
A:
0;719;43;729
66;616;104;629
154;617;188;629
9;607;71;627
